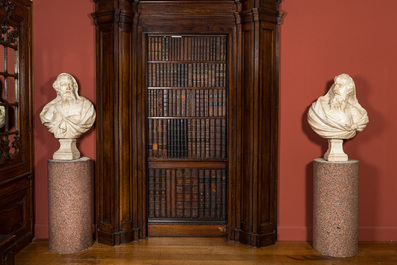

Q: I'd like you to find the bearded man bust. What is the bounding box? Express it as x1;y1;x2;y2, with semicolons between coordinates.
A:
40;73;96;160
307;73;369;161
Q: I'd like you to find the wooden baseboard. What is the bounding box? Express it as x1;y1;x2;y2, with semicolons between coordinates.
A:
148;224;227;237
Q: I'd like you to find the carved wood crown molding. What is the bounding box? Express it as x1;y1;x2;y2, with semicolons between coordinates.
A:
93;0;281;25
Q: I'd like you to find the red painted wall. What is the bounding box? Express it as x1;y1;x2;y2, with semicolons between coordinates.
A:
33;0;96;238
278;1;397;241
33;1;397;241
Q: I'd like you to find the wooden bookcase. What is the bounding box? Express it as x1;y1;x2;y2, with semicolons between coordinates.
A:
147;35;228;228
0;0;34;259
93;0;281;248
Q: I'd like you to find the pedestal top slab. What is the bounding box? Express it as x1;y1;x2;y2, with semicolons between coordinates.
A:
48;157;91;163
314;158;358;164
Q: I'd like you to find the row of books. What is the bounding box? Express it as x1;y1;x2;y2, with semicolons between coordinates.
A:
148;168;227;220
147;36;227;62
148;118;227;159
147;63;227;88
148;89;227;117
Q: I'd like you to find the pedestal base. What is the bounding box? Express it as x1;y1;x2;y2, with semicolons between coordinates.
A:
48;157;93;254
313;158;359;258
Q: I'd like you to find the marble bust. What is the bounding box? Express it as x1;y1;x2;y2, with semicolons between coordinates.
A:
308;74;369;161
40;73;96;160
0;104;5;128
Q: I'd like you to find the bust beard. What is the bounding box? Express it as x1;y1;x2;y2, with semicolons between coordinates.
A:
329;93;348;112
61;92;77;107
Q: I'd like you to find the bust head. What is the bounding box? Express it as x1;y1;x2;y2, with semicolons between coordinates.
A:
328;74;355;111
53;73;80;106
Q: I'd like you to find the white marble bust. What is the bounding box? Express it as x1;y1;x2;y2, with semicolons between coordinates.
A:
40;73;96;160
308;74;369;161
0;105;5;128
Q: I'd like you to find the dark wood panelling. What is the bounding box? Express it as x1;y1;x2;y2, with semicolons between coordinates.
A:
0;0;34;258
93;0;281;248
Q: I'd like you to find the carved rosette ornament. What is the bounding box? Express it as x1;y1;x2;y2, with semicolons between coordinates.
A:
307;74;369;161
40;73;96;160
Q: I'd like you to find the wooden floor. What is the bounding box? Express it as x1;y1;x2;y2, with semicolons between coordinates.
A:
16;238;397;265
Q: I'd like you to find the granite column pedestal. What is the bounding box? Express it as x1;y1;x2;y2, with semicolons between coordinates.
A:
48;157;93;254
313;158;359;258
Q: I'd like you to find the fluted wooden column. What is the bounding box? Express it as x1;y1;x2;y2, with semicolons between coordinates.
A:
92;0;144;245
238;0;281;247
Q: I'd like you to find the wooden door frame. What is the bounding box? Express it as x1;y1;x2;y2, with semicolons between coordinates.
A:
92;0;281;248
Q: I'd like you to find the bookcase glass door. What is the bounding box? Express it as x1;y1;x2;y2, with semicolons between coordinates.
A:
146;35;228;224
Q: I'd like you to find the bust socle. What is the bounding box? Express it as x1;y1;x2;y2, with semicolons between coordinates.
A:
40;73;96;160
307;74;369;161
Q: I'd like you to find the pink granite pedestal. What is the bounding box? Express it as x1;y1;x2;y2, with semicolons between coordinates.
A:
48;157;93;254
313;158;359;258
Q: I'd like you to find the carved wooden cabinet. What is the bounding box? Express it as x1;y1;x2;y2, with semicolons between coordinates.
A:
0;0;34;258
93;0;280;248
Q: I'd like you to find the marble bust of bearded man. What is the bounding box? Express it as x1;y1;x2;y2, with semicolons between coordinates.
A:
308;73;368;140
40;73;96;139
307;73;369;161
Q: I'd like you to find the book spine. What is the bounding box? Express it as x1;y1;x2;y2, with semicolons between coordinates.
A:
192;119;196;158
201;119;205;158
163;89;168;117
166;169;171;217
176;89;181;117
161;169;166;217
210;119;215;158
186;89;190;117
191;169;199;218
183;119;188;158
168;119;173;158
221;118;227;158
184;169;191;218
216;37;221;61
222;169;227;219
171;169;176;218
148;168;155;218
216;169;222;219
215;119;221;158
148;119;153;157
153;119;158;157
198;169;205;218
205;119;210;158
148;37;152;61
188;119;192;158
181;89;186;117
163;119;167;158
204;89;209;117
154;168;161;217
196;118;201;158
211;169;216;218
157;120;162;158
214;89;218;117
204;170;211;218
188;63;193;87
176;169;184;218
176;119;181;158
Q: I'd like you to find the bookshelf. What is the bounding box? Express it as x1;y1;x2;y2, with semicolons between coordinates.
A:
93;0;281;248
147;36;228;224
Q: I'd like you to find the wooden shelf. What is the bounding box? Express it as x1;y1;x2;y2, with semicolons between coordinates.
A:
148;60;226;64
147;87;226;90
148;116;226;119
148;161;227;169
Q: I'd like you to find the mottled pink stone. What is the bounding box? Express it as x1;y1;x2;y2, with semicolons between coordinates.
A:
313;158;359;258
48;157;93;254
